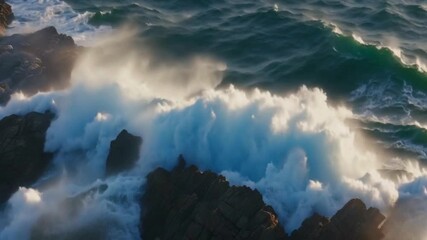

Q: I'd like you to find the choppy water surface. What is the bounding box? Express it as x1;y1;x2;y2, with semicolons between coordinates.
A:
1;0;427;239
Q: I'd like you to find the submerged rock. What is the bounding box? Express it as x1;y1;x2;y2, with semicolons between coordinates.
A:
0;0;13;35
106;129;143;176
0;112;53;205
141;156;288;240
0;26;80;105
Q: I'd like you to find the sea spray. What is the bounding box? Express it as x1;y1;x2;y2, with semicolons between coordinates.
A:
0;28;426;239
7;0;111;44
0;33;412;239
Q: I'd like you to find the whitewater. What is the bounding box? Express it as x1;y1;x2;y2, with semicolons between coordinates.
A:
1;0;427;239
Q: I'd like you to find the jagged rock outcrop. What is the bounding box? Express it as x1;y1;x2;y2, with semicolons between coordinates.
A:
0;112;53;205
0;26;80;105
141;156;288;240
141;156;386;240
290;199;385;240
106;129;143;176
0;0;13;35
290;213;329;240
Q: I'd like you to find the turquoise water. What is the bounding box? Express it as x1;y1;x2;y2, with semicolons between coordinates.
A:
61;0;427;163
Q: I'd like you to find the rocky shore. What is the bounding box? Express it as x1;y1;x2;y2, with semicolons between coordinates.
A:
0;0;80;105
0;26;80;104
141;156;385;240
0;2;393;239
0;2;78;206
0;112;53;205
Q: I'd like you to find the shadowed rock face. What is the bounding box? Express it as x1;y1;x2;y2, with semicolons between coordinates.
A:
141;156;288;240
141;156;386;240
0;0;13;35
0;26;80;105
290;199;385;240
0;112;53;205
290;213;329;240
106;129;143;176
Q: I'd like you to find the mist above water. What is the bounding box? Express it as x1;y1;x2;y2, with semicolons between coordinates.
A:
0;29;426;239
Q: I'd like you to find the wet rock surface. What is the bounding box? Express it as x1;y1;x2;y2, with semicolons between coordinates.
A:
0;0;13;35
290;199;385;240
0;26;80;105
0;112;53;205
142;157;386;240
106;129;143;176
290;213;329;240
141;156;288;240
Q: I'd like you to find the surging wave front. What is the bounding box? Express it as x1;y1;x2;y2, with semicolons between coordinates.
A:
0;34;426;239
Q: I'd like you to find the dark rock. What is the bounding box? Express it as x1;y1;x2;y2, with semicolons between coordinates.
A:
290;213;329;240
141;156;387;240
106;129;143;176
0;112;53;205
320;199;385;240
0;0;13;35
0;26;80;105
291;199;385;240
141;157;288;240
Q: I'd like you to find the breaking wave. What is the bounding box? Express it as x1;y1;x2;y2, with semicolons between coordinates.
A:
0;31;426;239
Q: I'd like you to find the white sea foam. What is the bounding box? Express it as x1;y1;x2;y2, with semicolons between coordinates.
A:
0;31;426;239
7;0;111;45
0;0;427;236
318;20;427;73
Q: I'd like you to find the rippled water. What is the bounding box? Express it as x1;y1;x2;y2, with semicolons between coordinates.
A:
54;0;427;163
2;0;427;239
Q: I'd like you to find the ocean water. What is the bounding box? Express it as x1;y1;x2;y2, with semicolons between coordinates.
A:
1;0;427;239
65;0;427;162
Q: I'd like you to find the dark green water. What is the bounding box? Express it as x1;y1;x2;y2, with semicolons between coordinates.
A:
2;1;427;238
62;0;427;163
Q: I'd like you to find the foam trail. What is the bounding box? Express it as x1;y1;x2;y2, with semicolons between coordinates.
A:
7;0;111;45
318;20;427;73
0;31;426;239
